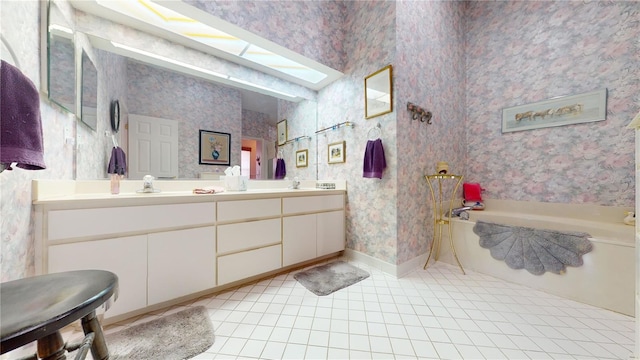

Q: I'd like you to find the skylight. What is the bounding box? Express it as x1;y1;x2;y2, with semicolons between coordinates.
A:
96;0;327;84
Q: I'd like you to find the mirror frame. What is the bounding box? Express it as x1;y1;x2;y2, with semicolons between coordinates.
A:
80;50;98;130
364;64;393;119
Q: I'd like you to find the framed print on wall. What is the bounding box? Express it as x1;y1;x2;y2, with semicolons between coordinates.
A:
199;129;231;166
502;88;607;133
277;119;288;145
296;149;308;168
328;141;345;164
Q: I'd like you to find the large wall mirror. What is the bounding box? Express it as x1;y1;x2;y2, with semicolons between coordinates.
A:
364;64;393;119
46;0;321;182
46;0;76;114
74;42;318;181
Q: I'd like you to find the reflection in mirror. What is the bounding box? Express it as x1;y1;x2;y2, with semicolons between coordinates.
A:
80;50;98;130
47;0;75;114
365;65;393;119
70;45;317;181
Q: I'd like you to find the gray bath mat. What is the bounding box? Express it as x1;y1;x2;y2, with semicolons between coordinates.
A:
294;261;370;296
473;221;593;275
69;306;214;360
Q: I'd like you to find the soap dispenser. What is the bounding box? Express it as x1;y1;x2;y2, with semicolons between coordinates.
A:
110;174;121;195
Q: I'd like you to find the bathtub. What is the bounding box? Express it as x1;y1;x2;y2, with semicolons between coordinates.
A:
437;199;636;316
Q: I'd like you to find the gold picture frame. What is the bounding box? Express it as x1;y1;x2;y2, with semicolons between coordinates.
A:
277;119;288;145
328;141;345;164
296;149;308;168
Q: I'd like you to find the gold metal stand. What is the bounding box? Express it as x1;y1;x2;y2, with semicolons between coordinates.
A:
424;174;465;274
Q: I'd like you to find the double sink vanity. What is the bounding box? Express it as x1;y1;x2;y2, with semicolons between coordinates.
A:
32;179;346;323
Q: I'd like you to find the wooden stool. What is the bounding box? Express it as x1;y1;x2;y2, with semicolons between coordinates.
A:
1;270;118;359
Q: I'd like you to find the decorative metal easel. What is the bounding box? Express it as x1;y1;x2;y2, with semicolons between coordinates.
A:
424;174;465;274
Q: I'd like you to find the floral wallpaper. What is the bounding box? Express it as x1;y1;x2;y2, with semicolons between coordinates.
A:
242;109;273;141
278;99;318;180
76;46;128;180
395;1;466;264
318;1;398;263
1;1;76;281
464;1;638;207
184;0;346;72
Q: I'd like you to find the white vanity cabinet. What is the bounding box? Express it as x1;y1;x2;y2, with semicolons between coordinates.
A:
282;195;345;266
216;198;282;285
36;202;216;319
33;185;345;322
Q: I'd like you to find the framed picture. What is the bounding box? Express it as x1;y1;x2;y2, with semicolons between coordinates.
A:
502;88;607;133
199;129;231;166
328;141;345;164
277;119;288;145
296;149;308;168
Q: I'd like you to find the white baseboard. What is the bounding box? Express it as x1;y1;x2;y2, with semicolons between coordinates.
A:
343;249;428;278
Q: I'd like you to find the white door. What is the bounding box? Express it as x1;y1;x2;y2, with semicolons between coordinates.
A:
128;114;179;179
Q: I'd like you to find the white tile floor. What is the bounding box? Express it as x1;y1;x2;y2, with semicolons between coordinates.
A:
65;257;635;360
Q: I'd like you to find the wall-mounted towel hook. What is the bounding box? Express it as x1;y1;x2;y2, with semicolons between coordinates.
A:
407;102;432;124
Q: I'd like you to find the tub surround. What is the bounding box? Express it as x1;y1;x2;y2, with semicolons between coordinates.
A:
438;199;635;316
32;179;346;324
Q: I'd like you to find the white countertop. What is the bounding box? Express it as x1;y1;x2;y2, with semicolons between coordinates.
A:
32;179;346;207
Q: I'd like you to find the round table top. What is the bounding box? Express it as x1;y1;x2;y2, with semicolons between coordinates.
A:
0;270;118;355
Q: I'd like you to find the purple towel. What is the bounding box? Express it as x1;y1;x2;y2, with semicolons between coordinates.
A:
0;60;46;170
107;146;127;175
274;158;286;179
363;139;386;179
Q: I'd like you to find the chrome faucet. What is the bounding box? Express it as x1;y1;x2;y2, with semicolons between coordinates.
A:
291;177;300;190
445;206;472;218
142;175;155;193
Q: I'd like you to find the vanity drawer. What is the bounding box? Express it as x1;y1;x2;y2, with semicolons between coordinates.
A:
217;244;282;285
47;203;215;241
283;194;344;215
217;218;281;255
217;198;280;222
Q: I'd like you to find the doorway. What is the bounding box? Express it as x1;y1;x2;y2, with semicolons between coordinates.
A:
241;138;265;179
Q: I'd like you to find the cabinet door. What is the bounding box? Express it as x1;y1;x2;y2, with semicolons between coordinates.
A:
282;214;316;266
48;235;147;319
317;210;345;257
148;226;216;305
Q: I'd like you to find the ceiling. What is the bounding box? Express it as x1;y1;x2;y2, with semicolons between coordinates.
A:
68;0;343;123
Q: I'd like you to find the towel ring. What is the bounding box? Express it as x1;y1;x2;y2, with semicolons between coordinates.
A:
1;35;20;69
367;123;382;140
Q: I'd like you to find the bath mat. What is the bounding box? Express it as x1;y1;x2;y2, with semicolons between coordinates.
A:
294;261;370;296
473;221;593;275
69;306;214;360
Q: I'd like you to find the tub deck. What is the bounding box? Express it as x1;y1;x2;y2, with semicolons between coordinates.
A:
436;199;635;316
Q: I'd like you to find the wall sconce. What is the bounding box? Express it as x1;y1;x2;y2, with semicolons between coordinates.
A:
407;102;432;124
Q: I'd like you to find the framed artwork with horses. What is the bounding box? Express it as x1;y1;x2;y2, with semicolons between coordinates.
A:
502;88;607;133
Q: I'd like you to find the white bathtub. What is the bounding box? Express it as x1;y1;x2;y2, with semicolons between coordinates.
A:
437;199;636;316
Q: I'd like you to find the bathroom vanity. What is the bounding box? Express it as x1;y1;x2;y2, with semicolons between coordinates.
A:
32;180;346;323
